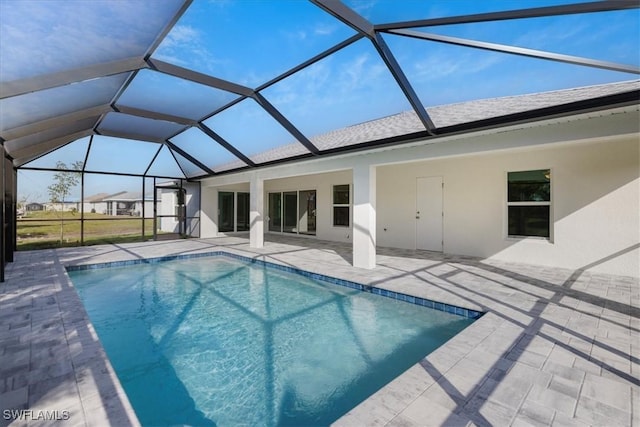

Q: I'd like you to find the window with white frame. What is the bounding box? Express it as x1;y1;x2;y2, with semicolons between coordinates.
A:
507;169;551;238
332;184;350;227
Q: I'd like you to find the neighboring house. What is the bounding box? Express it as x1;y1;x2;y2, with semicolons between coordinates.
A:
25;203;44;211
40;191;156;218
200;80;640;279
44;200;80;212
82;192;118;215
102;192;154;218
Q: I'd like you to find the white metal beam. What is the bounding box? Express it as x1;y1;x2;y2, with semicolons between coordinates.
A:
311;0;375;37
13;129;93;167
1;57;146;100
388;29;640;75
147;58;254;97
6;117;98;158
1;105;111;141
376;1;639;30
96;129;165;144
114;105;195;126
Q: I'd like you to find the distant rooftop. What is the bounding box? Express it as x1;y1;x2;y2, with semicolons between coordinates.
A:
84;192;116;203
103;192;153;202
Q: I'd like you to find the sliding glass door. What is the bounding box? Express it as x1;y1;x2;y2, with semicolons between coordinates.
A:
219;191;249;233
268;193;282;232
283;191;297;233
298;190;316;235
236;192;249;232
218;191;234;233
268;190;316;236
221;190;316;235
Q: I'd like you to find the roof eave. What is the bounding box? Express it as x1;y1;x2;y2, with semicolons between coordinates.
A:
193;89;639;180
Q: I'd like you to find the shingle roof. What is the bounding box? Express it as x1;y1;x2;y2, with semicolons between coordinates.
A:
102;191;152;201
213;79;639;172
427;79;640;128
83;192;112;203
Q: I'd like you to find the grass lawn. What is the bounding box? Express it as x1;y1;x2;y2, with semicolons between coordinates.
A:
17;211;157;250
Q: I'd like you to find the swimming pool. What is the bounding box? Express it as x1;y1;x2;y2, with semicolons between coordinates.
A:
69;254;476;426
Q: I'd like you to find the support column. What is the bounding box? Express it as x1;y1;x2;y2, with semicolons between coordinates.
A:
8;166;15;263
249;174;264;248
352;163;376;269
1;145;5;282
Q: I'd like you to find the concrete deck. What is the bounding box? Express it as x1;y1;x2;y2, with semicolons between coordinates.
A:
1;236;637;426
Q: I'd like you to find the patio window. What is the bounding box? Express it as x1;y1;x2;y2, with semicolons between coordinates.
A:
267;190;316;235
507;169;551;238
218;191;234;233
333;184;350;227
236;192;250;232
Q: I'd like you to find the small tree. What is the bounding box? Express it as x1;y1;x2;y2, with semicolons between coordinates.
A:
47;161;83;244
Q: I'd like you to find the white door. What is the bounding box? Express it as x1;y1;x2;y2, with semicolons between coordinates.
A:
416;176;443;251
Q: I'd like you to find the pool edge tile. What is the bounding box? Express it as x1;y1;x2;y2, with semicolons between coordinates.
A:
66;250;484;320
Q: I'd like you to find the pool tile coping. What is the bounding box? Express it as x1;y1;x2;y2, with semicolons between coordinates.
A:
65;250;484;320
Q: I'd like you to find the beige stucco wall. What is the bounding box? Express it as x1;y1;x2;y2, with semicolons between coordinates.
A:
264;170;353;243
376;136;639;277
201;186;218;237
199;109;639;277
201;171;354;242
201;183;250;237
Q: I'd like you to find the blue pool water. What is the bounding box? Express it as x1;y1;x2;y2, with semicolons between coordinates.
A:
69;255;474;426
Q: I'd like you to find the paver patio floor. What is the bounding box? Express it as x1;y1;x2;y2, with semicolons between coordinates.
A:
1;235;637;426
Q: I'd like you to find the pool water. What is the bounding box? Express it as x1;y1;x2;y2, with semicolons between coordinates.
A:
70;256;474;426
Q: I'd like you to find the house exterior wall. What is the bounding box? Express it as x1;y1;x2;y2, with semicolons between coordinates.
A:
160;191;177;232
134;201;154;218
264;171;352;243
201;183;249;237
82;201;108;214
185;182;201;237
201;186;217;237
158;183;200;235
145;201;154;218
200;108;639;277
25;203;44;211
376;136;639;277
45;202;79;212
201;173;355;241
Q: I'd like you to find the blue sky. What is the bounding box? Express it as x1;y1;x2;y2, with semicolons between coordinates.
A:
8;0;639;200
0;0;183;81
153;0;639;143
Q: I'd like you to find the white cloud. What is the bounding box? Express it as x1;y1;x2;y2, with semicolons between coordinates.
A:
342;54;369;91
261;59;332;117
154;24;227;76
299;61;332;96
313;23;337;36
514;20;588;50
281;29;308;42
1;0;183;81
160;25;200;49
347;0;378;20
262;43;405;131
338;52;387;94
412;48;504;81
